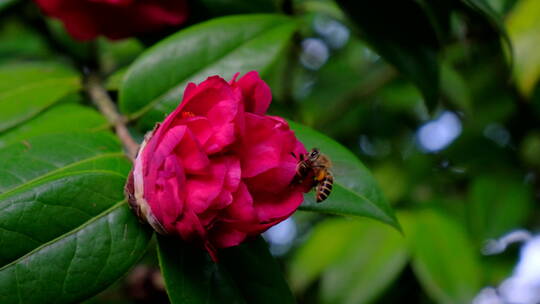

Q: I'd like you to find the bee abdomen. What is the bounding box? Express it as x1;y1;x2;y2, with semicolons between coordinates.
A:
316;172;333;203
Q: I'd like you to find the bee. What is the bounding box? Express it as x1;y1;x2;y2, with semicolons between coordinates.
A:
292;148;334;203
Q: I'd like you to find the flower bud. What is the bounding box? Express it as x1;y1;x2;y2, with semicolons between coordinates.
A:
125;71;309;261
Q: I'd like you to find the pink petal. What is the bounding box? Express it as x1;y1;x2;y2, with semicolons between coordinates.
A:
235;71;271;115
185;158;227;214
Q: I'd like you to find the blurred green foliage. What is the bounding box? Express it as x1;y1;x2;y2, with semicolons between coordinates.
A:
1;0;540;303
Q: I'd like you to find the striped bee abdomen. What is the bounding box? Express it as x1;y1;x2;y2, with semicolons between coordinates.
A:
315;171;333;203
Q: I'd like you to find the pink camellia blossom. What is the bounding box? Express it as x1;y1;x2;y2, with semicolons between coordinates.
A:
34;0;188;41
125;71;309;261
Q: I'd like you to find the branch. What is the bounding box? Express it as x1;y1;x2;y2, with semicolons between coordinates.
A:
86;74;139;161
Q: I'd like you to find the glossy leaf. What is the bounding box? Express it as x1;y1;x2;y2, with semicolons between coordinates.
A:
157;235;245;304
0;103;107;148
119;14;297;129
158;236;294;304
290;217;407;303
0;62;81;132
289;121;400;231
0;132;128;193
0;203;150;304
0;132;151;303
507;0;540;96
220;237;296;304
409;209;481;304
335;0;440;111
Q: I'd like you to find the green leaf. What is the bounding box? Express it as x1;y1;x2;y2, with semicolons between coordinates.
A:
158;236;294;304
0;62;81;132
0;103;107;148
507;0;540;96
467;175;533;244
157;235;244;304
0;132;128;193
290;217;407;304
0;0;17;11
460;0;512;57
119;14;297;130
0;19;52;62
409;209;481;304
0;132;152;303
0;203;150;304
220;237;296;304
288;121;400;231
319;219;408;304
335;0;440;111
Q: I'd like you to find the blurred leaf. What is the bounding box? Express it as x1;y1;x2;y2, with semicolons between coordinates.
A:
46;19;93;62
468;175;532;243
335;0;440;111
119;14;297;130
290;217;407;304
0;18;52;61
441;64;472;114
460;0;512;54
373;162;407;204
158;236;294;304
320;220;408;304
0;62;80;132
409;209;481;304
289;121;400;231
507;0;540;96
0;103;107;148
106;67;128;91
0;132;151;304
0;0;17;11
521;131;540;167
98;38;144;74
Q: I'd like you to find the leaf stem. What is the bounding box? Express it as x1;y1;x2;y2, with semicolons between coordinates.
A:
85;74;139;161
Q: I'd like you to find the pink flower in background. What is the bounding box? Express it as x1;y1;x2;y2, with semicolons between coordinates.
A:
34;0;188;40
125;71;309;261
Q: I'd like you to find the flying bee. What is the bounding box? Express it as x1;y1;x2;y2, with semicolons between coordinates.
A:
292;148;334;203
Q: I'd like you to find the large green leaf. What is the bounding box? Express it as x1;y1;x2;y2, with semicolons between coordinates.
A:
158;236;294;304
0;103;107;148
289;121;400;231
290;217;407;303
119;14;297;130
335;0;440;111
409;209;481;304
220;237;295;304
0;62;81;132
0;132;151;303
157;235;244;304
507;0;540;96
0;132;128;193
319;219;408;304
0;203;149;304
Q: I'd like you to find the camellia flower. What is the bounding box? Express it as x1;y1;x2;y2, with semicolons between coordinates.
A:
34;0;188;41
125;71;309;261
